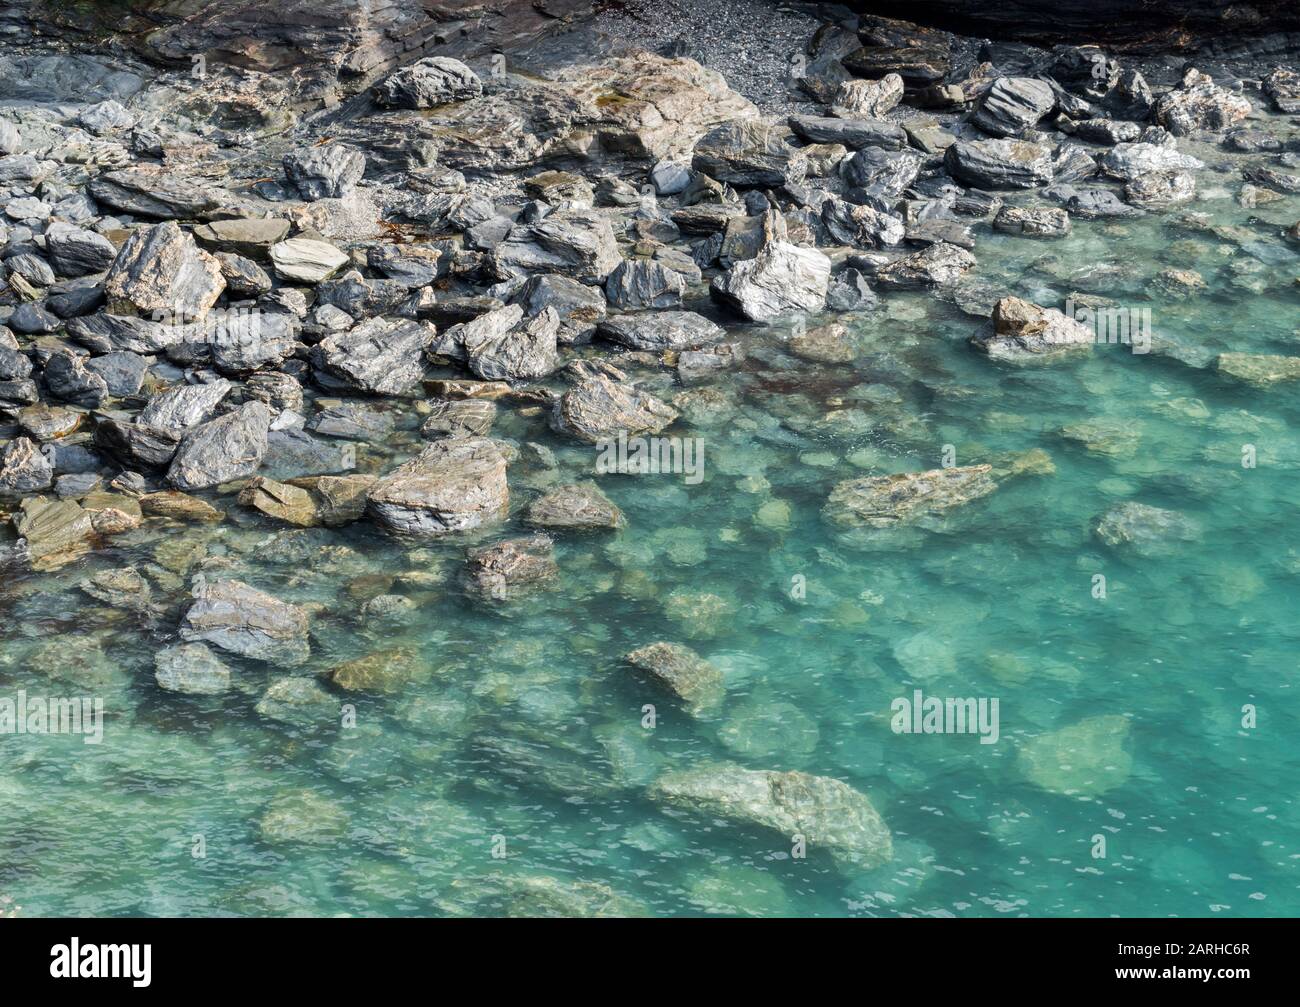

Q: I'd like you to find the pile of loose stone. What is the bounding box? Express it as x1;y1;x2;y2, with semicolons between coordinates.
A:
1;8;1298;869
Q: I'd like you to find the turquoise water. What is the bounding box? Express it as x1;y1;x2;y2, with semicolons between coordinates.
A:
4;160;1299;917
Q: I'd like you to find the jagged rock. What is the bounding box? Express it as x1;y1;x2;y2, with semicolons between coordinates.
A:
155;643;231;695
598;310;723;351
1216;352;1300;386
367;244;443;287
692;117;806;188
972;296;1094;361
138;379;232;433
945;138;1053;189
1071;118;1140;145
0;436;53;494
1057;187;1142;219
1095;501;1200;554
510;274;607;345
552;372;678;443
67;312;188;355
873;242;974;288
238;476;319;526
466;307;561;381
711;241;830;322
1125;170;1195;208
283;144;365;200
93;417;181;469
367;436;509;537
103;221;225;320
167;401;271;490
1098;142;1204;181
465;533;558;601
13;496;95;571
825;466;997;529
788;114;905;151
269;237;349;283
649;763;891;869
88;168;221;220
215;252;272;297
491;209;621;284
718;210;786;266
993;205;1070;237
1263;67;1300;114
1104;68;1154;120
605;259;686;310
312;317;432;394
43;349;109;408
972;77;1055;137
625;642;722;714
208;309;298;373
79;99;134;135
1155;69;1251;136
180;578;310;667
523;481;625;531
820;196;904;248
832;74;904;117
1243;166;1300;195
840;146;923;197
85;352;148;397
372;57;483;109
44;222;116;277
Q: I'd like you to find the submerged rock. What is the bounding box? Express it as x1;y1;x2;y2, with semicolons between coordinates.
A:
650;763;891;869
1019;715;1132;796
1095;501;1201;554
624;641;723;715
825;466;997;529
330;648;422;695
1215;352;1300;386
523;481;625;531
180;578;310;667
874;242;974;289
464;533;559;601
155;642;232;695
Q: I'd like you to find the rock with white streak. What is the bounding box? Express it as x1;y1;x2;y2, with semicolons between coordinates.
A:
103;221;225;320
710;241;830;322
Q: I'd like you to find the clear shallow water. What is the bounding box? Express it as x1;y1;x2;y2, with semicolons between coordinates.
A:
3;174;1299;918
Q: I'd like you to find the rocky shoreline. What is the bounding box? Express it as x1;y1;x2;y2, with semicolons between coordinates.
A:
1;1;1298;908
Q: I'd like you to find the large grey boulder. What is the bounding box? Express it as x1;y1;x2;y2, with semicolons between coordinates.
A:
466;307;561;381
945;138;1054;189
167;401;271;490
180;579;310;667
711;241;830;322
0;436;53;494
45;222;117;277
825;466;997;528
311;317;432;395
873;242;975;289
138;379;233;433
492;209;621;284
88;168;222;220
510;274;607;345
649;763;892;869
597;310;724;351
1155;69;1251;136
788;114;906;151
103;221;225;320
551;371;678;443
604;259;686;310
971;77;1056;137
371;57;483;109
367;436;509;537
283;144;366;200
692;117;806;188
